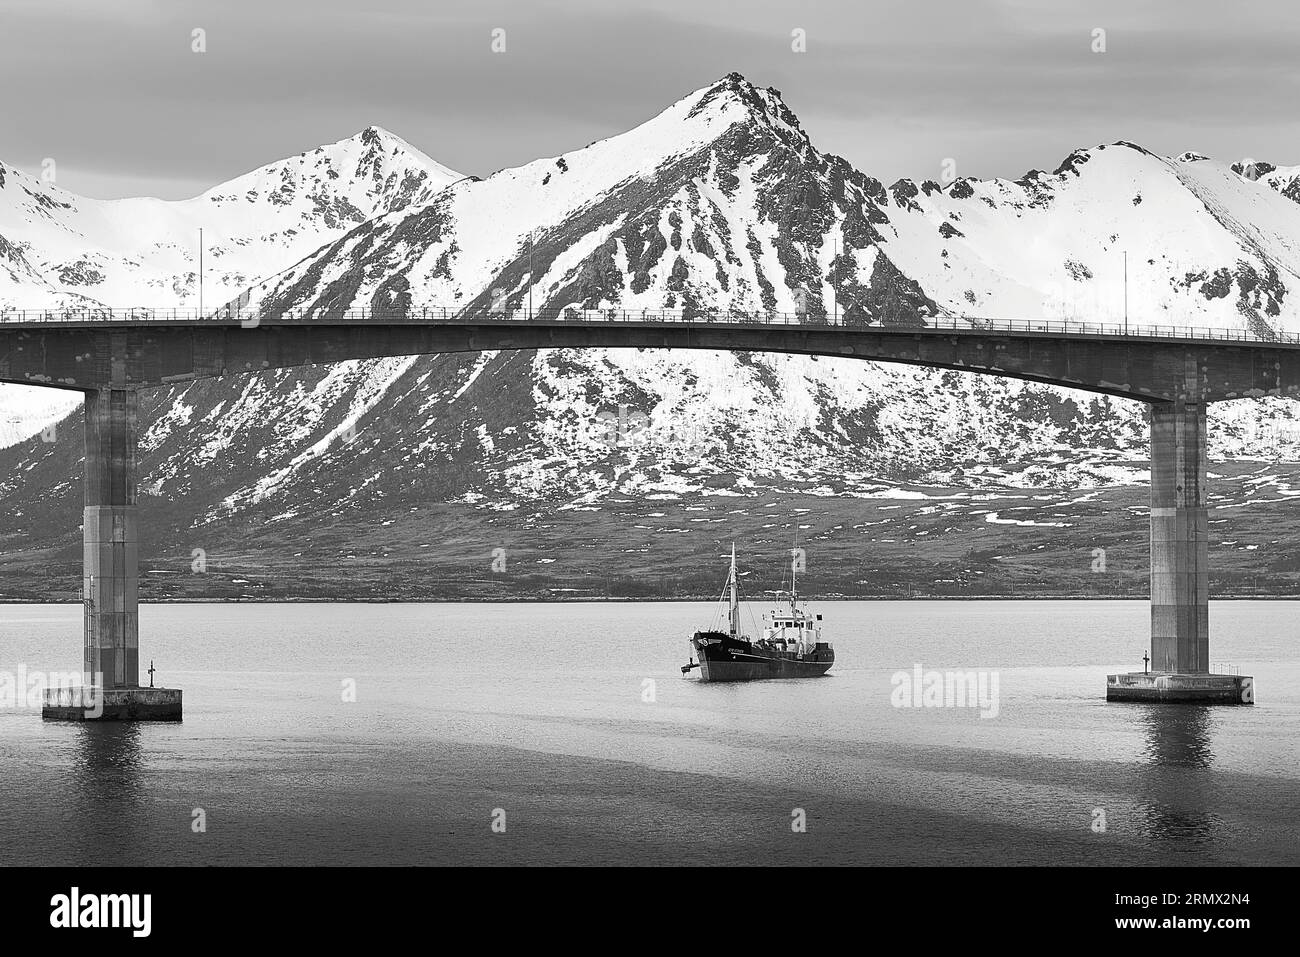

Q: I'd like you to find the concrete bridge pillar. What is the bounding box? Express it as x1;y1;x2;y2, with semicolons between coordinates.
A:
43;387;182;720
1108;393;1251;703
82;387;140;690
1148;398;1209;674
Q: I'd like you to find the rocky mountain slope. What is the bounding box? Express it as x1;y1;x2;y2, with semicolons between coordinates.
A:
2;74;1300;601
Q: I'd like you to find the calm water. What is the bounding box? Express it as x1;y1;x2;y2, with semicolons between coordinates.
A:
1;600;1297;866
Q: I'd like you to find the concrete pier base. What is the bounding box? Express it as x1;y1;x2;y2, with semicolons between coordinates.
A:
42;686;183;721
1106;672;1253;705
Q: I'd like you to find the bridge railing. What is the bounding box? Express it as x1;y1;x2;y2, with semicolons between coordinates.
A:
2;305;1299;345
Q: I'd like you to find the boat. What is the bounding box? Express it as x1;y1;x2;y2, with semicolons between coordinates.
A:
681;544;834;682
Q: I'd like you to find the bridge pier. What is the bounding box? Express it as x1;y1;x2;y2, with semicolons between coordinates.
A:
84;387;139;690
43;388;181;721
1149;399;1209;674
1107;397;1252;704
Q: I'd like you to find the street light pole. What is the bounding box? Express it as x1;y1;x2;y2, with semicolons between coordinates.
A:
1123;249;1128;335
199;228;204;318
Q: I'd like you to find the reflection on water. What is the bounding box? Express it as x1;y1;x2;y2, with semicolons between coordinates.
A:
70;724;147;858
1135;705;1223;844
73;723;144;784
1139;704;1216;769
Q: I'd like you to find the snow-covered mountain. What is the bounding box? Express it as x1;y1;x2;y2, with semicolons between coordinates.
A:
246;76;939;323
887;143;1300;332
0;125;461;311
244;76;1300;335
211;72;1300;501
0;126;462;448
3;73;1300;600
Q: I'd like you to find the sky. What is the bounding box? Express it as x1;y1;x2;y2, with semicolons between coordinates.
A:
2;0;1298;199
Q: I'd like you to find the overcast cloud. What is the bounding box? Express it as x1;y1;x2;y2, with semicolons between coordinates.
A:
2;0;1297;198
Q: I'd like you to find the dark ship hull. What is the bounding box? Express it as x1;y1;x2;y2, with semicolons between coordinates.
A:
690;631;834;682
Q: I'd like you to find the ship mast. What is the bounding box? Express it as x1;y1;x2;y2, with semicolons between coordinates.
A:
728;542;739;637
790;527;799;614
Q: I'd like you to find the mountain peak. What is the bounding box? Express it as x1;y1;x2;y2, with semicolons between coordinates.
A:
419;72;816;248
684;72;805;139
321;125;457;176
193;125;463;221
352;125;421;155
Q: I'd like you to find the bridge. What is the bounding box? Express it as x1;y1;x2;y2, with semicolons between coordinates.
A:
7;305;1283;717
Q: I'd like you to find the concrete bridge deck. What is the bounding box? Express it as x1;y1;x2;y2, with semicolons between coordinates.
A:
3;308;1300;403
